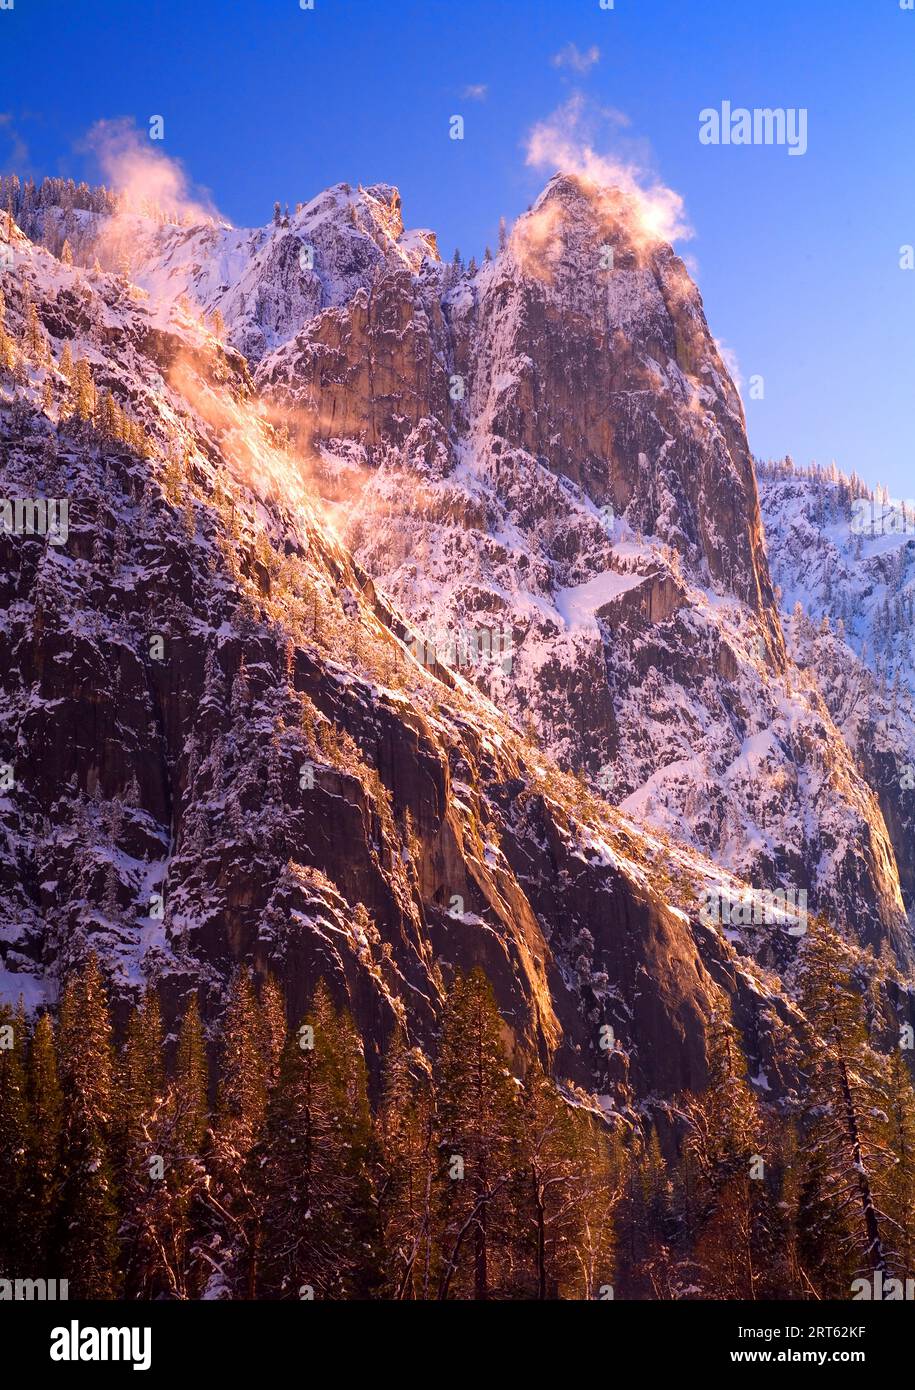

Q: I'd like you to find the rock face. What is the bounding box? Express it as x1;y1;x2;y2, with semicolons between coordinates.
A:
260;176;779;620
0;176;910;1122
252;174;910;965
2;211;805;1117
758;463;915;925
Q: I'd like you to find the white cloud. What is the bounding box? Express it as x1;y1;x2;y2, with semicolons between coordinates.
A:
551;43;601;74
715;339;743;393
525;93;692;246
462;84;488;101
84;118;222;224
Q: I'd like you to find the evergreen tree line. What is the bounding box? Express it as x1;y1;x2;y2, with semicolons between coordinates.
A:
0;962;618;1300
1;173;194;234
1;921;914;1301
621;922;915;1299
756;454;875;503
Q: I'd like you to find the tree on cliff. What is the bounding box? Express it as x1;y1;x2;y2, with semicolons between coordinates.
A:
795;922;894;1292
377;1030;436;1299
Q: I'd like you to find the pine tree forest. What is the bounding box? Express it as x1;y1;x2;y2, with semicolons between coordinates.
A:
2;920;914;1301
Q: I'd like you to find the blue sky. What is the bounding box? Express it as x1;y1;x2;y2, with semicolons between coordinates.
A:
2;0;913;495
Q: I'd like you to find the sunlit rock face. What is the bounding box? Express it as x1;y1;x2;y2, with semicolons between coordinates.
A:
0;206;753;1112
252;174;910;965
1;175;912;1122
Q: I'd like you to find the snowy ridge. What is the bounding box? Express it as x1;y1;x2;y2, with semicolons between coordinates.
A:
1;176;913;1114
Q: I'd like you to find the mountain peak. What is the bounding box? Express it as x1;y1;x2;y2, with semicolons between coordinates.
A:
528;167;690;264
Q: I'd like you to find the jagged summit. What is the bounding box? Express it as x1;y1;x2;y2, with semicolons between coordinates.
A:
528;169;651;232
244;178;906;961
288;179;437;265
0;169;912;1131
14;174;439;363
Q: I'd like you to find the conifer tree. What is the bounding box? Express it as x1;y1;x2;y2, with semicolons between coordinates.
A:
0;1001;29;1276
172;992;208;1156
117;989;169;1297
766;1117;810;1298
258;974;287;1098
796;922;894;1289
520;1063;620;1299
97;389;119;440
641;1126;674;1247
684;1013;760;1191
0;322;14;374
194;970;269;1296
25;1011;62;1273
135;992;209;1300
620;1125;679;1299
680;1011;772;1298
215;970;267;1154
57;955;119;1297
71;357;96;423
0;284;14;374
25;300;43;356
882;1047;915;1276
256;981;377;1299
377;1032;436;1299
119;989;165;1144
434;968;522;1300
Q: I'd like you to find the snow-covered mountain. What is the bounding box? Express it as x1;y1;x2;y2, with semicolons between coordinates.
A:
253;173;908;962
23;180;439;363
759;461;915;922
1;172;913;1119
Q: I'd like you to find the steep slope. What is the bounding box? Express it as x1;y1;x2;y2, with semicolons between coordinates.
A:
250;173;910;963
0;210;811;1112
26;182;439;365
759;462;915;922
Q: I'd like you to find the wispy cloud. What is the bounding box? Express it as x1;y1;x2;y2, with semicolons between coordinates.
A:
82;118;223;224
509;199;566;282
550;43;601;74
0;114;30;172
462;84;488;101
715;339;743;393
524;93;691;245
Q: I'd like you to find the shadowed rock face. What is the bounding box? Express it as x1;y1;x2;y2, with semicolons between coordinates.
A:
1;212;774;1114
0;179;909;1121
254;174;909;965
0;385;737;1105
